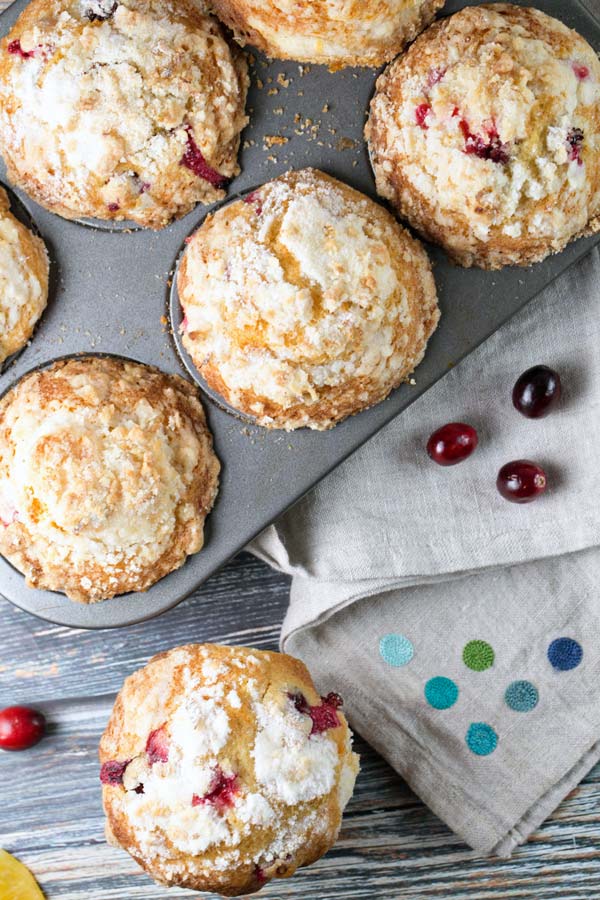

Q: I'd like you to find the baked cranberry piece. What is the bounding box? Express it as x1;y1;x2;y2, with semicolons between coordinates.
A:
180;126;227;188
192;767;238;811
567;128;584;164
289;691;343;736
100;759;129;785
0;705;46;751
458;118;509;164
145;725;169;764
573;63;590;80
7;40;34;59
107;202;120;212
243;190;263;215
415;103;432;129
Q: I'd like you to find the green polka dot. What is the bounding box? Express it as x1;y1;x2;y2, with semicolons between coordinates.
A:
463;640;494;672
466;722;498;756
379;633;414;667
424;677;459;710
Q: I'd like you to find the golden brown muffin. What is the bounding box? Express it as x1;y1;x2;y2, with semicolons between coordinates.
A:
366;4;600;269
0;0;248;229
0;357;219;602
178;168;439;430
0;186;48;365
99;643;359;896
210;0;446;68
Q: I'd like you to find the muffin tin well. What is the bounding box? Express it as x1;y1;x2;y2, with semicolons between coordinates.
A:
1;0;600;628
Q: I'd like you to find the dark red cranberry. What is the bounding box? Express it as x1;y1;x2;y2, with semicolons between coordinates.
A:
255;865;267;885
289;691;342;735
458;118;509;164
145;725;169;764
107;202;120;212
415;103;431;129
0;706;46;751
243;190;263;215
497;460;547;503
512;365;561;419
573;63;589;80
180;126;227;187
567;128;584;164
192;767;238;810
427;423;478;466
7;39;34;59
100;759;129;785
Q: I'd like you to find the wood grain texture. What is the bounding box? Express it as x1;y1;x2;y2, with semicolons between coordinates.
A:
1;0;600;896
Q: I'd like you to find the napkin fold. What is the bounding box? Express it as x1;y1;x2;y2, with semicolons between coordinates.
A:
251;245;600;856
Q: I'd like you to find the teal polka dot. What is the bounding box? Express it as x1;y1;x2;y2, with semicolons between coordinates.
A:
424;677;459;710
466;722;498;756
505;680;538;712
379;633;414;667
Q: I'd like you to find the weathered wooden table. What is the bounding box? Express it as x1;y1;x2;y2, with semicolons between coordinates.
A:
2;0;600;895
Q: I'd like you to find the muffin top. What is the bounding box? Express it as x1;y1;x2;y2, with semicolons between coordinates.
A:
100;643;359;895
178;168;439;430
0;357;219;602
0;0;248;228
367;4;600;268
0;186;48;365
210;0;446;67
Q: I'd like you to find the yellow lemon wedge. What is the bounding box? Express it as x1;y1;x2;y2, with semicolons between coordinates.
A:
0;850;45;900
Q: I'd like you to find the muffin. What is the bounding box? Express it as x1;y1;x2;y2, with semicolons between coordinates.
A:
0;357;219;602
178;168;439;430
0;0;248;229
100;643;359;895
0;186;49;365
209;0;446;68
366;4;600;269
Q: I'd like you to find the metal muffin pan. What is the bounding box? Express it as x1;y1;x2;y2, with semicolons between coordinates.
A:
1;0;599;628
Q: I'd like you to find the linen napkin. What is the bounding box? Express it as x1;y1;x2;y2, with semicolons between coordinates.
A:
250;245;600;857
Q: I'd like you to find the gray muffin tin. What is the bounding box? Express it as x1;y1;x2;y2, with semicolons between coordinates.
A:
1;0;599;628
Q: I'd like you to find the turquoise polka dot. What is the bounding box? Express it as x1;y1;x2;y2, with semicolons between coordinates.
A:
505;680;538;712
424;676;459;710
379;633;414;667
466;722;498;756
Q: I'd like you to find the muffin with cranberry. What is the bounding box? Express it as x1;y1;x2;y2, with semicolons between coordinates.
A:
178;168;439;430
0;186;48;365
210;0;446;67
0;356;219;602
366;4;600;269
99;643;359;895
0;0;248;228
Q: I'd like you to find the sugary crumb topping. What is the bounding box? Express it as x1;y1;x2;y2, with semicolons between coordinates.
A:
179;168;439;430
100;645;359;889
0;187;48;364
368;4;600;265
0;358;219;601
0;0;248;227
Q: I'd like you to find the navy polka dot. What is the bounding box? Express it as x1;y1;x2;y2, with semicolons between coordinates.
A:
505;680;538;712
547;637;583;671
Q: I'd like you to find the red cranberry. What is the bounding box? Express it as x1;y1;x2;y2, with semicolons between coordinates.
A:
573;63;589;80
100;759;128;785
427;423;478;466
497;460;547;503
192;767;238;810
289;691;342;736
243;190;263;215
7;39;34;59
145;725;169;764
180;126;227;187
512;365;561;419
458;117;509;164
567;127;584;164
415;103;431;129
107;202;120;212
0;705;46;751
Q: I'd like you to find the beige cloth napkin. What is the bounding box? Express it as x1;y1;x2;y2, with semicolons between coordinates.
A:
251;245;600;855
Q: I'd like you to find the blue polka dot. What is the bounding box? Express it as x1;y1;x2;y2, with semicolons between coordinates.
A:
548;637;583;671
466;722;498;756
424;676;459;710
505;680;538;712
379;633;414;667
